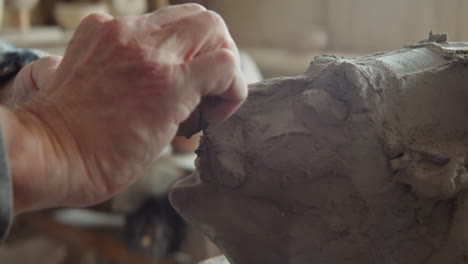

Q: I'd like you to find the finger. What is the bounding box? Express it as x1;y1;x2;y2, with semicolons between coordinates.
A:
183;48;247;123
65;13;115;59
162;10;238;62
147;3;206;26
201;70;247;123
31;55;62;89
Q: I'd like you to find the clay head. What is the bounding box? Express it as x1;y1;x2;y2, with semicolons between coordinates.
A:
171;41;468;264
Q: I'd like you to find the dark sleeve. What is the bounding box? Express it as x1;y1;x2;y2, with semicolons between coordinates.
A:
0;125;12;243
0;40;46;79
0;39;47;242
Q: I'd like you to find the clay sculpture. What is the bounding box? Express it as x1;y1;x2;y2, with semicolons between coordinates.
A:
171;35;468;264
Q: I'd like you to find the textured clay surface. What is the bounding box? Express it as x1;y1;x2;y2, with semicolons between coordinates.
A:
172;39;468;264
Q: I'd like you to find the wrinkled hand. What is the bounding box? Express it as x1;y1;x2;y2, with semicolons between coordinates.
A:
5;4;247;212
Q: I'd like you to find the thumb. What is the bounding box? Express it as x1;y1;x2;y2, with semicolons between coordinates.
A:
10;55;62;105
31;55;62;89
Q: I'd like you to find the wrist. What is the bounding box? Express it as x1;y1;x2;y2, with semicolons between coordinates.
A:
0;105;69;213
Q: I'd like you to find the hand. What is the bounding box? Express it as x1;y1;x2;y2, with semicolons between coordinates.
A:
2;4;247;213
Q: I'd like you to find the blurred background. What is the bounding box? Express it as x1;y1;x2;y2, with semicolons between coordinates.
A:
0;0;467;263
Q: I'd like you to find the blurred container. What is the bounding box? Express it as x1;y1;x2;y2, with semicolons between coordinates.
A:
54;2;109;30
292;27;328;53
7;0;39;31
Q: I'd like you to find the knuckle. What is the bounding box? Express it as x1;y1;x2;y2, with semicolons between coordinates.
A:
217;49;237;66
78;13;121;41
156;3;205;16
182;3;206;12
40;55;62;66
97;18;125;43
201;10;225;26
82;12;113;25
103;17;122;32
